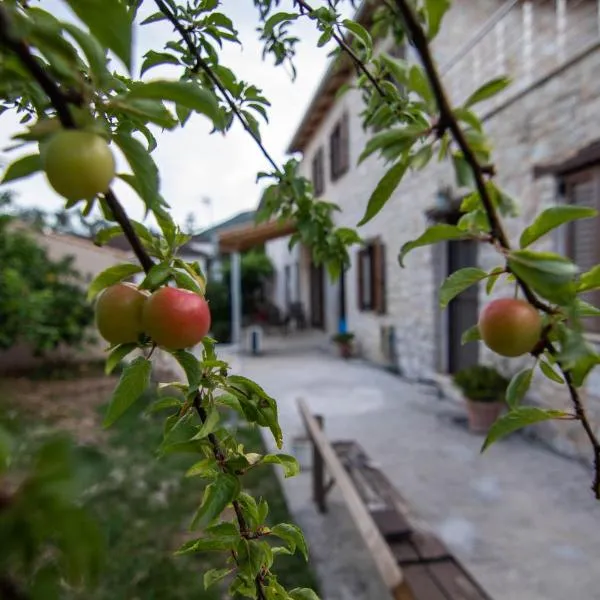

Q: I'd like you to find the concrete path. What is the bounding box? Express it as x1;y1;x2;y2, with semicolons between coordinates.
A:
235;348;600;600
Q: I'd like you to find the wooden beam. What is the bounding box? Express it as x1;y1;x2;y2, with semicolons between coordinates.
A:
218;219;296;253
298;399;414;600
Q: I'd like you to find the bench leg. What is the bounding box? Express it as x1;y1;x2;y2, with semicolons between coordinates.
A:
312;414;327;513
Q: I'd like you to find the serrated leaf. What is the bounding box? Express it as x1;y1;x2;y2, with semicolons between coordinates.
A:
105;342;138;374
171;349;202;391
108;97;177;129
192;407;220;440
486;266;504;294
482;407;567;452
574;298;600;317
359;127;420;164
508;250;578;305
464;75;511;108
186;457;218;478
140;50;179;77
439;267;487;309
539;359;564;384
87;263;143;301
103;357;152;427
357;160;407;226
461;324;481;345
399;225;468;267
506;368;533;409
127;80;222;128
175;537;230;555
342;19;373;58
520;205;597;249
270;523;308;561
408;65;432;105
262;454;300;478
62;22;110;85
204;568;233;590
452;153;473;188
139;261;172;290
191;473;240;530
262;11;298;36
289;588;320;600
578;265;600;293
1;154;41;184
114;131;161;210
148;396;183;413
424;0;451;39
63;0;132;70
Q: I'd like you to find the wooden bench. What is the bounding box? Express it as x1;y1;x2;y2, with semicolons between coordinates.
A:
298;400;493;600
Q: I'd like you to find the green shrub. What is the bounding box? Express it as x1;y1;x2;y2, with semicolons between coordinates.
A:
453;364;509;403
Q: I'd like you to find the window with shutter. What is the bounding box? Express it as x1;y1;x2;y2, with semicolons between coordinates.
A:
330;112;350;181
311;147;325;197
564;167;600;332
357;239;387;313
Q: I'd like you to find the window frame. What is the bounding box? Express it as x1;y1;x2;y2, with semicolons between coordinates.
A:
311;146;325;197
329;112;350;182
357;238;386;314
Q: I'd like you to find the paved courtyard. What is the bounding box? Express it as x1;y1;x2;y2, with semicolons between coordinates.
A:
231;345;600;600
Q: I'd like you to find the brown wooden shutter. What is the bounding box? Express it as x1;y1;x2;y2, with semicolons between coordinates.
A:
357;248;365;311
373;241;387;315
340;112;350;175
566;169;600;332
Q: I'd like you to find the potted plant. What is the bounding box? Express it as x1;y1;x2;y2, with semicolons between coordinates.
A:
331;332;355;359
453;365;509;434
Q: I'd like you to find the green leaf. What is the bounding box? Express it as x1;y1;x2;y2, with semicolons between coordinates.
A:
105;342;137;375
464;75;511;108
175;537;231;555
108;98;177;129
482;407;567;452
342;19;373;57
439;268;487;309
114;131;161;210
140;50;180;77
271;523;308;560
357;160;407;226
103;357;152;427
461;324;481;345
506;368;533;409
539;359;564;384
519;205;597;249
127;80;222;129
424;0;451;39
186;457;219;478
171;350;202;391
204;568;233;590
262;11;298;36
359;127;421;164
139;261;172;290
398;224;468;267
262;454;300;478
1;154;41;184
191;473;240;530
87;263;143;301
452;153;473;188
148;396;183;413
486;266;504;294
507;250;578;305
557;328;600;386
62;22;110;85
289;588;320;600
408;65;432;105
574;298;600;317
63;0;132;71
192;407;220;440
578;265;600;293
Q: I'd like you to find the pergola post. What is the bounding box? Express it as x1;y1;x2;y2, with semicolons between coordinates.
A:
231;250;242;346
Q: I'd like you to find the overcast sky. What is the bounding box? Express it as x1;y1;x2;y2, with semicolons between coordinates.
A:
0;0;352;231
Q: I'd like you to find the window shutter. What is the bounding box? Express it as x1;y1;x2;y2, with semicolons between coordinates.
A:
373;241;387;315
357;248;365;310
340;112;350;175
567;170;600;332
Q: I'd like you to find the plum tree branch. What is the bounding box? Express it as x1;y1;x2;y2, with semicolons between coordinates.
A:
153;0;280;175
390;0;600;497
2;5;272;588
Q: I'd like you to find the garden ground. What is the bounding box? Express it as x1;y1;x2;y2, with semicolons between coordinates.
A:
235;344;600;600
0;362;318;599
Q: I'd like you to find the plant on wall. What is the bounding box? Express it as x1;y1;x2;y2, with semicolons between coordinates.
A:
2;0;600;597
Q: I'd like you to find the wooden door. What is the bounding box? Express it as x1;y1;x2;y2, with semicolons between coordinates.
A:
447;240;479;373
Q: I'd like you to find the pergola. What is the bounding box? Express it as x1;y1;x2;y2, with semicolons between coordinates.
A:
217;218;297;345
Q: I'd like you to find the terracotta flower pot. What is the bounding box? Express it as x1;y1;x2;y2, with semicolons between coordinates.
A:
465;399;504;434
338;342;352;359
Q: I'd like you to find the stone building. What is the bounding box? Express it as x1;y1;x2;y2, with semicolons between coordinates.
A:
265;0;600;457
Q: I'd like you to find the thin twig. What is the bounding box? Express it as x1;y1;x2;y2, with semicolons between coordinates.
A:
391;0;600;497
2;4;271;585
153;0;280;174
294;0;389;100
